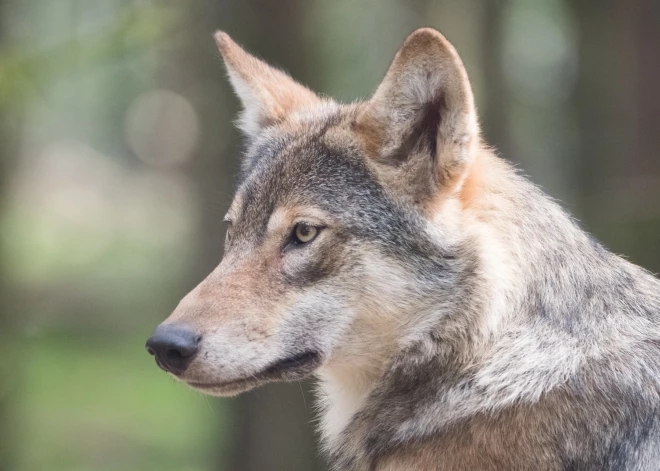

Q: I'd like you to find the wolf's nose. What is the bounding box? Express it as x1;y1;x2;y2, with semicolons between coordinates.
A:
146;324;200;375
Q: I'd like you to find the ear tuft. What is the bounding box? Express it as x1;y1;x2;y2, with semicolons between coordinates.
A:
356;28;479;203
213;31;233;54
214;31;320;139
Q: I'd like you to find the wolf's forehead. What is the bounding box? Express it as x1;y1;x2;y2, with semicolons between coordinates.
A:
241;105;349;176
232;130;378;228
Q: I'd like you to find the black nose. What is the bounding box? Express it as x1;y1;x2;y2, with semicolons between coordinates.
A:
146;324;200;375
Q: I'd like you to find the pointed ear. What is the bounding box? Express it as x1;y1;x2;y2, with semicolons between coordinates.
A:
214;31;321;138
355;28;479;204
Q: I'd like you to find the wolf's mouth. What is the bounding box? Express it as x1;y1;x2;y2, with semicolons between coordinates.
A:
264;351;320;374
186;350;321;396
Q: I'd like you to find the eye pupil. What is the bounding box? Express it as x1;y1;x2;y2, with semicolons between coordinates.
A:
294;223;318;244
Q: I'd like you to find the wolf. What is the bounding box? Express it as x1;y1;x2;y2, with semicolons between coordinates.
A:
146;28;660;470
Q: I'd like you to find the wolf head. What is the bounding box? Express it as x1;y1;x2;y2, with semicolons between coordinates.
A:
146;28;482;396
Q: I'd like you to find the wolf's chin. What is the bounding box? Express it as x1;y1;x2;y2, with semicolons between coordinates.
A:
186;377;263;397
185;350;322;397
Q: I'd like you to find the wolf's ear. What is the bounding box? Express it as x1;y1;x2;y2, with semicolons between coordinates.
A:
355;28;479;204
214;32;320;139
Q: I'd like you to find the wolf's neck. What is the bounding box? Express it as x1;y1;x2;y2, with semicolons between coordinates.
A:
316;361;382;449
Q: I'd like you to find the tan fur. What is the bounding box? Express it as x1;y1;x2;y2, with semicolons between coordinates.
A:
215;31;320;136
457;149;485;209
168;245;290;332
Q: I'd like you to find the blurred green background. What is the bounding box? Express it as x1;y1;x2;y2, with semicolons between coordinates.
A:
0;0;658;470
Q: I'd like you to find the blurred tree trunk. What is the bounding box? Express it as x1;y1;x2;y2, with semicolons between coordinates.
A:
0;109;10;471
625;0;660;271
480;0;511;158
0;0;15;465
571;0;627;210
619;0;660;273
571;0;660;271
622;0;660;179
174;1;324;470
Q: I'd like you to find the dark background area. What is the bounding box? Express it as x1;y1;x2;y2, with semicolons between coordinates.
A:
0;0;658;470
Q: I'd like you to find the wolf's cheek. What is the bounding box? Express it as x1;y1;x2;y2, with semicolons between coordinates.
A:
278;288;358;360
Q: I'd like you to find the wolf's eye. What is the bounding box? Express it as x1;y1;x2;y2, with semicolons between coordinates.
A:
292;223;319;245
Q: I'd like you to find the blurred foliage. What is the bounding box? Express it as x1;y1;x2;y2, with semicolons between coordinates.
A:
0;3;177;109
13;335;223;471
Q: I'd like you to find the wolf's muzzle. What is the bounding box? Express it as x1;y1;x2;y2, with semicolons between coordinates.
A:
146;323;200;375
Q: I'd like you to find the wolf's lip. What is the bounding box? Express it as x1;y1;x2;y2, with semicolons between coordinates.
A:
186;350;321;394
263;350;320;374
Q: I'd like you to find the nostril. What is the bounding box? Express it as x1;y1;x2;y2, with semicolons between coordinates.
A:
167;348;181;359
166;347;192;361
146;347;156;356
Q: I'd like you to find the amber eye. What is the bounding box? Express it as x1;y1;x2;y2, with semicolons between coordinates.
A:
292;223;319;245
